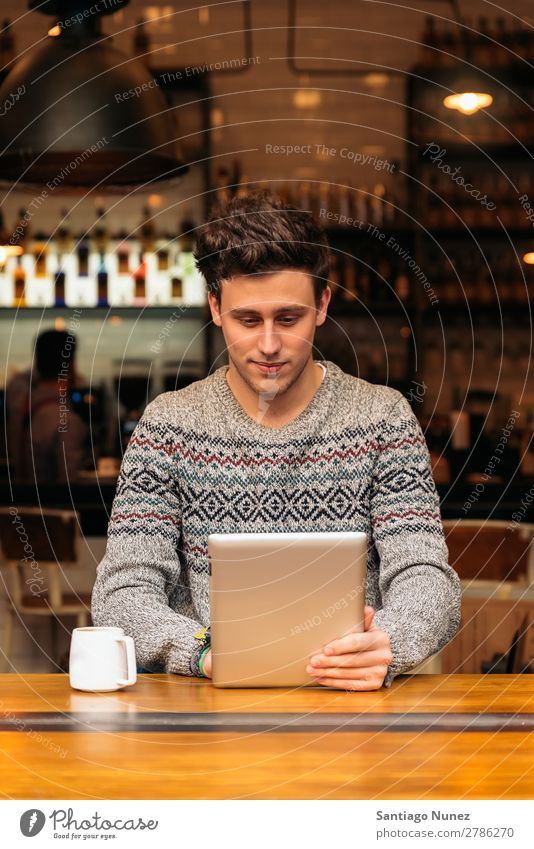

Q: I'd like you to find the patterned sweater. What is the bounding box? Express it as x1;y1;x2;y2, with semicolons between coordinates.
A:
91;360;461;685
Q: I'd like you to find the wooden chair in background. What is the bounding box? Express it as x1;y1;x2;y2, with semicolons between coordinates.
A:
438;519;534;674
0;507;91;672
442;519;534;583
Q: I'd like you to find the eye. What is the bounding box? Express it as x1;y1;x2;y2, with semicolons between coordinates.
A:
278;316;298;325
239;318;259;326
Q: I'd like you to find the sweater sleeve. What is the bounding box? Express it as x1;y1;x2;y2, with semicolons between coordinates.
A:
369;391;461;685
91;399;204;675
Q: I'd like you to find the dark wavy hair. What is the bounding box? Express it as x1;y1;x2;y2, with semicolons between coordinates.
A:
194;190;330;305
35;330;76;380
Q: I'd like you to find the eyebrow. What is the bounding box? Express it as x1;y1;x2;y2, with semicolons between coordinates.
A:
229;305;309;317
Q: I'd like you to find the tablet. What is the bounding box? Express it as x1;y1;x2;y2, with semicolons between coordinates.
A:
208;531;367;688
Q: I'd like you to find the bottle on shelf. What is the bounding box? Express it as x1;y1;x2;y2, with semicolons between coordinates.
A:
12;208;29;308
148;231;172;305
476;17;494;66
376;257;394;305
132;18;150;61
0;210;9;246
447;385;471;479
354;186;369;224
296;181;312;212
393;267;411;303
440;24;456;67
419;16;439;67
230;158;242;195
383;189;397;227
54;211;70;308
66;229;97;307
337;183;351;219
178;216;205;305
318;182;330;215
27;230;55;307
494;17;511;67
109;230;135;306
92;207;109;307
235;175;251;199
370;183;385;226
357;255;371;305
511;20;529;61
133;252;147;304
169;234;183;302
214;166;232;203
132;206;153;306
340;256;358;303
138;205;155;254
520;409;534;476
0;211;16;307
328;253;342;302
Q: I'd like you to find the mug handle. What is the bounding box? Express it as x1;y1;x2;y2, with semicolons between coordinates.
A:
116;635;137;687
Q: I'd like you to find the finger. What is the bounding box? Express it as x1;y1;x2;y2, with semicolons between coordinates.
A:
322;630;387;656
314;671;387;691
307;649;392;672
309;664;389;682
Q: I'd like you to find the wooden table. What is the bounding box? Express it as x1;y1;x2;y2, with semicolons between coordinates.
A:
0;674;532;799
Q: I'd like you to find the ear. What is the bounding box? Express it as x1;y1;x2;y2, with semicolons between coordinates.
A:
315;285;331;327
207;291;222;327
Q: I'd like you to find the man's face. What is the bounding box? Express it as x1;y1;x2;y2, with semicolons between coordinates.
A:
208;270;331;398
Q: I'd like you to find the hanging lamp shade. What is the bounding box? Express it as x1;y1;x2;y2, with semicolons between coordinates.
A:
0;0;187;188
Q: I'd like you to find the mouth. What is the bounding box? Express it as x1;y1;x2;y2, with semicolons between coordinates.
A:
253;361;286;375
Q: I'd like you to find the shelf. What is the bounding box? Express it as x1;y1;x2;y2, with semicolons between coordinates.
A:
329;301;416;317
419;227;534;238
410;64;534;84
422;302;533;320
326;226;413;239
0;306;208;319
412;141;534;160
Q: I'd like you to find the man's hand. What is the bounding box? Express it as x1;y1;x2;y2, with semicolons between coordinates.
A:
305;606;392;690
201;648;212;678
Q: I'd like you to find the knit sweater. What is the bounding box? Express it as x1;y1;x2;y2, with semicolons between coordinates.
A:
91;360;461;685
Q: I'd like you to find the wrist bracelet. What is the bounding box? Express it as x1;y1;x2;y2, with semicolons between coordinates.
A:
199;646;211;677
189;625;211;678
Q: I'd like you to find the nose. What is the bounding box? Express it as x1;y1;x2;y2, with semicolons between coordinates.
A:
257;323;282;358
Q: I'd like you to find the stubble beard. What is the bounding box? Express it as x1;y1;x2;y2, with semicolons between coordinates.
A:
228;352;310;406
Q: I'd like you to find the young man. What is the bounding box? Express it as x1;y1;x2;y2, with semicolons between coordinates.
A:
91;191;460;690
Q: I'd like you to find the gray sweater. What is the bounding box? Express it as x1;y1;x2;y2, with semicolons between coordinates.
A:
91;360;461;684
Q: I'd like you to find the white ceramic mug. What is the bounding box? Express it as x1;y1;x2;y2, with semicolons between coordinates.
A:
69;627;137;692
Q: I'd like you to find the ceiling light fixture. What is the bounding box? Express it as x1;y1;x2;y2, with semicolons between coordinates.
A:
443;91;493;115
0;0;186;188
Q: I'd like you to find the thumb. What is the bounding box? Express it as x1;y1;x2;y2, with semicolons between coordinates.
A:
364;605;375;631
